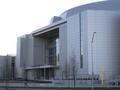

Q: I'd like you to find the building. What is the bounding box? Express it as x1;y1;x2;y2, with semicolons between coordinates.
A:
16;0;120;83
0;55;15;80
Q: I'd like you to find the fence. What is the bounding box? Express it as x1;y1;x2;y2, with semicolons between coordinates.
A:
0;86;120;90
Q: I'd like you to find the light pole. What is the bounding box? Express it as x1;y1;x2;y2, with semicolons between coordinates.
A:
91;32;96;90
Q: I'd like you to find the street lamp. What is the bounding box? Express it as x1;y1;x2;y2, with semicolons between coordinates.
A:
91;32;96;90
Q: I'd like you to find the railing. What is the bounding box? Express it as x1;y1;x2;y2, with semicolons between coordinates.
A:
0;86;120;90
0;79;120;90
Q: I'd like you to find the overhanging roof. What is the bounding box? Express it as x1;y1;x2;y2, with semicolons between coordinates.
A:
32;19;67;36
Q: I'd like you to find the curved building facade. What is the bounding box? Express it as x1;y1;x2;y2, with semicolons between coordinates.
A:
16;0;120;84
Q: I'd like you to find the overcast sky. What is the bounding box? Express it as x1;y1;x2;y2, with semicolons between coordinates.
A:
0;0;103;55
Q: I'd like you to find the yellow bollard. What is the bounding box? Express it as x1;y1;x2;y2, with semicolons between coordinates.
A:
100;67;104;86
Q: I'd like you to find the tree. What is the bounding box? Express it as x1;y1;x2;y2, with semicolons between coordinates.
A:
64;59;68;79
70;52;78;87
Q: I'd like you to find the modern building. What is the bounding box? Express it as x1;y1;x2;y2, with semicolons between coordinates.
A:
16;0;120;83
0;55;15;80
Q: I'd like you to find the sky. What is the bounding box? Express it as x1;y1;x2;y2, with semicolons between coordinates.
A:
0;0;104;55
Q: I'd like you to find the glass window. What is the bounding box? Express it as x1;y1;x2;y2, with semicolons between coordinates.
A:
47;37;59;65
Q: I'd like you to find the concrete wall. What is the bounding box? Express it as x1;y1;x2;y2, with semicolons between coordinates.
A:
81;10;120;80
0;55;15;79
0;56;7;79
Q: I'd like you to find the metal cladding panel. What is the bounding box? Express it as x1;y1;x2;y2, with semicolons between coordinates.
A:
16;34;36;79
57;24;67;79
33;37;45;66
16;37;23;78
19;36;28;68
82;10;120;80
26;35;34;67
81;12;89;74
67;14;81;78
16;35;34;68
